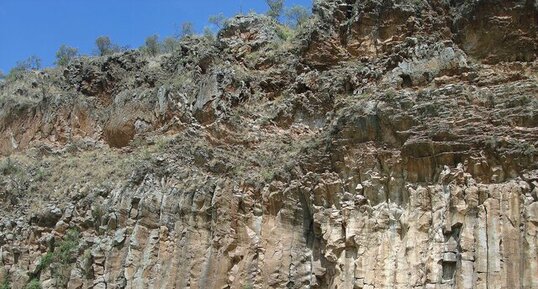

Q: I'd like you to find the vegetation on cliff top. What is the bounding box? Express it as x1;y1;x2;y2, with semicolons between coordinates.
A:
1;0;311;83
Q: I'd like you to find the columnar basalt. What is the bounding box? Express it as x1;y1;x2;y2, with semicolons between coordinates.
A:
0;1;537;288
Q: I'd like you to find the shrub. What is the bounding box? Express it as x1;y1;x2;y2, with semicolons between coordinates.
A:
0;277;9;289
6;55;42;81
142;34;160;57
179;22;194;39
57;229;80;264
203;27;215;41
36;229;80;287
37;252;54;272
266;0;284;19
275;24;293;41
95;36;125;56
25;279;41;289
6;66;26;81
55;45;79;66
37;229;80;270
23;55;42;70
161;37;180;53
91;205;105;229
0;158;20;175
56;44;78;66
284;5;310;28
95;36;112;56
208;13;226;29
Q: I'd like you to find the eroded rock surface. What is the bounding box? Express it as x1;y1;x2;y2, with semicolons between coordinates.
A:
0;0;537;288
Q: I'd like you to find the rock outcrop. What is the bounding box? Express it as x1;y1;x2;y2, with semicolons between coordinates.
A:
0;1;537;289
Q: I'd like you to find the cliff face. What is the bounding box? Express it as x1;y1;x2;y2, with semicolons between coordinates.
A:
0;1;537;289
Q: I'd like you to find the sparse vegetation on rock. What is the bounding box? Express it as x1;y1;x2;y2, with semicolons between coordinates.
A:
0;1;537;289
94;35;125;56
179;21;195;39
24;279;41;289
36;229;80;287
55;44;79;66
0;277;9;289
5;55;41;81
141;34;160;57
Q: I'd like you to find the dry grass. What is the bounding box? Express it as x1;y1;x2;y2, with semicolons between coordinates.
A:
0;138;169;214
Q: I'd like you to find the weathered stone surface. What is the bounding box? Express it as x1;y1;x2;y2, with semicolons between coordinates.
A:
0;1;537;289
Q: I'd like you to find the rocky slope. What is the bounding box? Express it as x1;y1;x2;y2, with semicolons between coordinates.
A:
0;0;537;288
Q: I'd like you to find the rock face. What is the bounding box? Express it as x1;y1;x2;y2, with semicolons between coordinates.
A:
0;1;537;289
305;0;537;66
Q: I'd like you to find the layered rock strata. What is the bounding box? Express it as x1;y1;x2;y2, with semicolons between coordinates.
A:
0;1;537;288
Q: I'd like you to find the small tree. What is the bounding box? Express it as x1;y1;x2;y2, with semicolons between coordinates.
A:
6;55;42;80
95;36;125;56
25;55;42;70
266;0;284;19
161;37;180;53
55;45;79;66
143;34;160;56
203;27;215;41
179;22;194;39
95;36;112;56
95;36;125;55
208;13;226;29
0;70;5;79
284;5;310;28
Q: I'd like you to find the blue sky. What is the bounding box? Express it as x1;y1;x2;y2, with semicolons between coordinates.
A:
0;0;312;73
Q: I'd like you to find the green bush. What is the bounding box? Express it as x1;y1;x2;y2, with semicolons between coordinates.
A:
95;36;112;56
142;35;160;57
6;55;42;81
25;279;41;289
0;277;9;289
35;229;80;287
95;36;125;56
57;229;80;264
275;24;293;41
55;45;79;66
37;252;54;272
37;230;79;269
